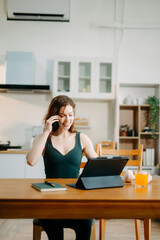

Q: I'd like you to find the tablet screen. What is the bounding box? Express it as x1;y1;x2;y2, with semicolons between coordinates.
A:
80;156;129;178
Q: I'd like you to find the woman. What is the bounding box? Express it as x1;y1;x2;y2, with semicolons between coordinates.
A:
26;95;98;240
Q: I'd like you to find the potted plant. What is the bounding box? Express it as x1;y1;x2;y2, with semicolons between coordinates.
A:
146;96;159;139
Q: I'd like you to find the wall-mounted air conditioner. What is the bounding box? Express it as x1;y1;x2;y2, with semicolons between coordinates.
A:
7;0;70;22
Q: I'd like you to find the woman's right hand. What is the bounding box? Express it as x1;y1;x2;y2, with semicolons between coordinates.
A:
44;115;60;134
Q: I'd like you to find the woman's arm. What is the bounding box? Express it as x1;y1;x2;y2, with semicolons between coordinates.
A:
26;115;60;166
26;131;49;166
80;133;98;159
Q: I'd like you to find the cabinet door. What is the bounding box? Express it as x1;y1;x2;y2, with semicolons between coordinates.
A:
95;59;114;99
75;58;95;98
53;57;75;97
0;154;26;178
25;156;45;178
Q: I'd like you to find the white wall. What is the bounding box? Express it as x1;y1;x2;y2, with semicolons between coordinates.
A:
1;0;160;80
0;0;115;57
75;100;115;145
0;0;160;147
118;0;160;84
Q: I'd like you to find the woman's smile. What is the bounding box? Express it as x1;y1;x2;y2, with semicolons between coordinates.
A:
59;105;74;129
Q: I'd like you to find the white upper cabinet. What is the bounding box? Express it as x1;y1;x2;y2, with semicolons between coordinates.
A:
53;57;114;99
75;58;95;99
95;59;114;99
53;57;75;97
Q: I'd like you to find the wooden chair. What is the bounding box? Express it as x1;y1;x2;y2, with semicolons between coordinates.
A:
33;160;96;240
97;141;116;150
97;144;151;240
95;141;116;156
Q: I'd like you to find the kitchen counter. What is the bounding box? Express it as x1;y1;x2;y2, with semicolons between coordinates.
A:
0;149;28;154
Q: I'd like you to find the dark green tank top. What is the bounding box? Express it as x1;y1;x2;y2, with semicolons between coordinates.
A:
43;132;83;178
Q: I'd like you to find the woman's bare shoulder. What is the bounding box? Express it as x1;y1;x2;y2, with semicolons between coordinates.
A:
79;132;98;158
80;132;93;147
80;132;90;141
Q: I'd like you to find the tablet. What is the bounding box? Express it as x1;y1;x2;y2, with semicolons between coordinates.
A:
80;156;129;177
68;156;129;190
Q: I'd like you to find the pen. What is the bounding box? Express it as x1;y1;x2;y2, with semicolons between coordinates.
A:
45;181;56;187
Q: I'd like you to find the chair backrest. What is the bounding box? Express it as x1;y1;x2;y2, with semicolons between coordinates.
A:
95;141;115;156
80;161;86;169
99;141;116;149
98;144;143;171
79;152;88;175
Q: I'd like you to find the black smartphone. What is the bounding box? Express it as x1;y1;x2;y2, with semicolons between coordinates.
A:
52;121;60;132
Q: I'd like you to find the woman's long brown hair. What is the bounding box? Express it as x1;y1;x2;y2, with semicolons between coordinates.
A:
44;95;76;138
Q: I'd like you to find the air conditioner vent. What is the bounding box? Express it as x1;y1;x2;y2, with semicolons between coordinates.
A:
11;12;65;21
7;0;70;22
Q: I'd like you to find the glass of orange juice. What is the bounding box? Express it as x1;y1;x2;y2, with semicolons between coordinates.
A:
135;171;149;188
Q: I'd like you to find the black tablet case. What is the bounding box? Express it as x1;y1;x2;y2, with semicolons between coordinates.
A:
68;156;129;190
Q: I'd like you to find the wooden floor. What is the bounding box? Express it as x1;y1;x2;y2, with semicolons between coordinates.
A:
0;219;160;240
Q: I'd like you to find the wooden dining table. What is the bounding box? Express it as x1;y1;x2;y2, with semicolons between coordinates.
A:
0;178;160;220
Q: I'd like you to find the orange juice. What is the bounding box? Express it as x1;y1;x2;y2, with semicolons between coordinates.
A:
135;171;149;187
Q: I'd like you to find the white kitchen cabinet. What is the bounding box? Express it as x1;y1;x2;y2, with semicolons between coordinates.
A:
25;156;45;178
53;57;75;97
75;58;95;99
52;57;114;100
0;154;26;178
95;58;114;99
0;153;45;178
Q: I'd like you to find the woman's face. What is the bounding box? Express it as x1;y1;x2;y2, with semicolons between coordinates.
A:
59;104;74;130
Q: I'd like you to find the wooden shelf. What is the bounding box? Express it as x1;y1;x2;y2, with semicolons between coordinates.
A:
120;104;139;109
119;136;139;139
140;132;159;135
118;84;160;173
75;126;90;129
119;103;159;169
120;104;150;107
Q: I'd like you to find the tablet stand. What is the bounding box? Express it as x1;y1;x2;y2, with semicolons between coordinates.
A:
76;175;124;190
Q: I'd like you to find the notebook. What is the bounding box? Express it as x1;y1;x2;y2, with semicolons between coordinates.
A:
68;156;129;190
32;182;67;192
